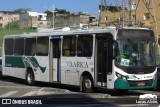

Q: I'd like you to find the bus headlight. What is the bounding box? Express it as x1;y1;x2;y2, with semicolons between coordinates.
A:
116;72;127;82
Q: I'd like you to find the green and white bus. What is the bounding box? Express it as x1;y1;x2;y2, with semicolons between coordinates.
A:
2;27;157;92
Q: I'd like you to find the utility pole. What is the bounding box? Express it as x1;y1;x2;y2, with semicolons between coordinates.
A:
52;3;55;29
128;0;132;26
122;0;125;27
45;3;57;29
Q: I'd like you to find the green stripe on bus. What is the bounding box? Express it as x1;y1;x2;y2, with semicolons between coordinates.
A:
114;78;157;89
5;56;25;68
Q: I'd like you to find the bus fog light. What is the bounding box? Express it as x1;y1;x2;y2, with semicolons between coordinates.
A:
153;75;156;80
122;76;127;82
116;72;122;78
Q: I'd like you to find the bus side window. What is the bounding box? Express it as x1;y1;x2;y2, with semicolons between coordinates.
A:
62;36;76;57
25;38;36;56
5;39;14;55
36;37;49;56
14;38;24;55
77;35;93;57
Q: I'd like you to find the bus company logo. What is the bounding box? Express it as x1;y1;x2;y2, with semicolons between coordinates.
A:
23;57;46;73
136;94;158;106
66;61;89;68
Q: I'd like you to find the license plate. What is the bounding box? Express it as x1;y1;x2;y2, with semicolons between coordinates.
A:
138;82;145;86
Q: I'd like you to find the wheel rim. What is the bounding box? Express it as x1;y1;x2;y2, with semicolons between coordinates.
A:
27;73;33;84
85;79;92;89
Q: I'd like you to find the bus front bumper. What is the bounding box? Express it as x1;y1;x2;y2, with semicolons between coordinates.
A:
114;78;157;90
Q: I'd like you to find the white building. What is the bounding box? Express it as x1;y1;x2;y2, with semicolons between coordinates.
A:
20;11;50;28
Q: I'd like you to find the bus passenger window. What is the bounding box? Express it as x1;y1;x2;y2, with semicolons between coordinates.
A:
77;35;93;57
25;38;36;56
5;39;14;55
14;38;24;55
36;37;49;56
62;36;76;57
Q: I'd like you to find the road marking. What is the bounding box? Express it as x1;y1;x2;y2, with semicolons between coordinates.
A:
0;91;18;97
22;91;37;97
0;86;38;89
37;91;53;95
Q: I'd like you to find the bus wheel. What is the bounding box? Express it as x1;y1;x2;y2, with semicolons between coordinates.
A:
26;69;35;86
82;75;94;93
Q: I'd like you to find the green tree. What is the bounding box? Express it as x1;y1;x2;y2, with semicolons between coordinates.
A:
55;8;70;14
14;8;32;14
44;8;70;14
5;21;20;29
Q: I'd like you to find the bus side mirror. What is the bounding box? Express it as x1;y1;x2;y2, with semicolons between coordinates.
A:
113;41;119;59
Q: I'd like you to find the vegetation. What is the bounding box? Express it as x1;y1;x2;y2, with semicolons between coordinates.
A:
14;8;32;14
44;8;70;14
54;8;70;14
5;21;20;29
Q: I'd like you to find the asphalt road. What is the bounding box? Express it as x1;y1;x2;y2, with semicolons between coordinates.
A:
0;76;159;107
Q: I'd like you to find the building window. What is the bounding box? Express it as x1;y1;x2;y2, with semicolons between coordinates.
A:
145;1;150;8
144;13;150;20
39;22;43;25
105;16;108;20
47;22;50;25
38;15;43;20
0;17;3;21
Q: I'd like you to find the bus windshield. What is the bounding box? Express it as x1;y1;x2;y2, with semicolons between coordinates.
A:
115;38;156;68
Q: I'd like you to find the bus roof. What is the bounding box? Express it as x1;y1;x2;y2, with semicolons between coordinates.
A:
4;27;151;39
4;27;113;38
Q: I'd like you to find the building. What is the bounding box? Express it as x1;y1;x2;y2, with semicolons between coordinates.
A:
98;0;160;37
133;0;160;37
98;5;129;27
46;12;97;28
20;11;51;28
0;11;20;28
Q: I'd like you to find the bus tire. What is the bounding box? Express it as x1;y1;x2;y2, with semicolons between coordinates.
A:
26;69;35;86
82;75;94;93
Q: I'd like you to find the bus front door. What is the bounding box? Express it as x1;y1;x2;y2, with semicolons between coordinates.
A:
96;34;113;87
50;37;61;82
